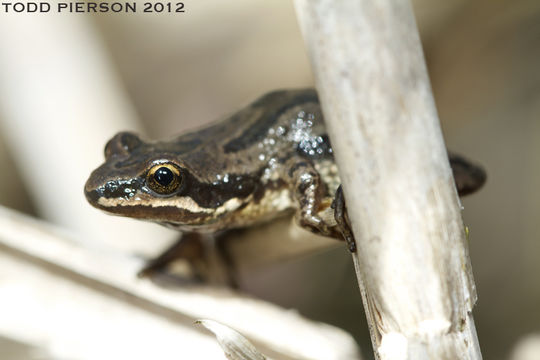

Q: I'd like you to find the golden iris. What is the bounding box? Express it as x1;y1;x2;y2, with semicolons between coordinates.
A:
146;163;182;195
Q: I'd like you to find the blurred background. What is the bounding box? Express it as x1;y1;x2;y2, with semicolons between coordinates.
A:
0;0;539;359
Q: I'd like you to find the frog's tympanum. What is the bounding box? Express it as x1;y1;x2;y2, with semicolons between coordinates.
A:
85;89;486;278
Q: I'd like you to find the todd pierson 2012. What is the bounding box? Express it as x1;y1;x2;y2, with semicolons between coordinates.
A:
0;2;184;13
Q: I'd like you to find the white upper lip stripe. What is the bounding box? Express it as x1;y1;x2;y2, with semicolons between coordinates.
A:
96;193;244;215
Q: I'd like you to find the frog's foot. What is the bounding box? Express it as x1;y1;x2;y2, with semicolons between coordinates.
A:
138;232;236;287
287;158;340;239
137;232;207;283
295;211;333;236
332;185;357;253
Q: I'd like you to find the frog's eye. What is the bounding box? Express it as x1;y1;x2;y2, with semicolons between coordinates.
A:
146;163;182;195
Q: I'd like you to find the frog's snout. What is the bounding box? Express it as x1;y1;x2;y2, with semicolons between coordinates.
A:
84;167;107;206
84;183;100;205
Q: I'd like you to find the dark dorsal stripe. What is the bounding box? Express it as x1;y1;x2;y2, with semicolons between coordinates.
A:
223;89;319;153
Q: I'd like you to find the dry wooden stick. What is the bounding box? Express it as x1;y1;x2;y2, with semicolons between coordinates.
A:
0;204;362;360
294;1;482;359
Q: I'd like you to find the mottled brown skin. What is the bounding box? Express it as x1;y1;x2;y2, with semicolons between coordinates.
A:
85;89;486;277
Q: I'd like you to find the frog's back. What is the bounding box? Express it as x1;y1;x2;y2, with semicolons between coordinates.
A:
173;89;333;182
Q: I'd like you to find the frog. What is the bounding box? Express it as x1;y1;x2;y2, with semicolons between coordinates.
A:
84;88;486;280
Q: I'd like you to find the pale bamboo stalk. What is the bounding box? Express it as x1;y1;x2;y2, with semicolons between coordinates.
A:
294;1;482;359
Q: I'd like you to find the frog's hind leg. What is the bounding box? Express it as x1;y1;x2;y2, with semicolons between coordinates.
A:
449;152;486;196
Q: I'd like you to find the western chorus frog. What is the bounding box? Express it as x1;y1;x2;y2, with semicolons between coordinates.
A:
85;89;486;278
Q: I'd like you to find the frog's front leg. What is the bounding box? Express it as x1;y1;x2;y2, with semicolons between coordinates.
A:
138;232;238;287
137;232;206;280
286;158;339;238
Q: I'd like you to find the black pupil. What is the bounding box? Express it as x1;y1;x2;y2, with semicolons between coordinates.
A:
154;167;174;187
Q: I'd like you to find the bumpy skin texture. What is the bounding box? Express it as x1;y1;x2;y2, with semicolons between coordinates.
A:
85;89;486;247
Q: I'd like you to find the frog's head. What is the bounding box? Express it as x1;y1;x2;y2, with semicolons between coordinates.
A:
84;132;255;231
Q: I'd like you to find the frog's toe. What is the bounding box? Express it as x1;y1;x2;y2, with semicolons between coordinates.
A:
333;185;357;253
